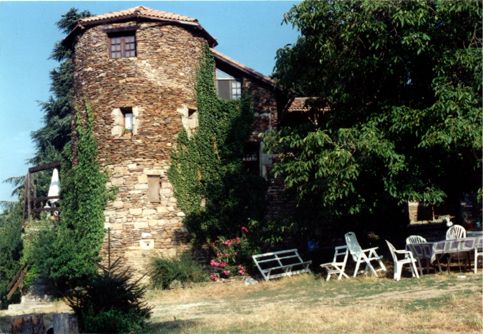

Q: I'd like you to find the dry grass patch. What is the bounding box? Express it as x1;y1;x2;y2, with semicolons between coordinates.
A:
1;273;481;333
148;273;483;333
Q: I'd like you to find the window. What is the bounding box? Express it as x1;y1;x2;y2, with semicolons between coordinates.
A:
147;175;160;203
216;69;242;100
231;80;241;99
121;107;134;132
109;32;136;58
111;106;142;137
177;105;198;137
216;79;242;100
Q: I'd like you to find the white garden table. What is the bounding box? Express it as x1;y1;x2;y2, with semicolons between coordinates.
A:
406;237;483;273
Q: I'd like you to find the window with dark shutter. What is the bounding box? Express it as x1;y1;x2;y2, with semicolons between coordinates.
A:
216;69;242;100
217;80;231;99
109;32;136;58
216;79;242;100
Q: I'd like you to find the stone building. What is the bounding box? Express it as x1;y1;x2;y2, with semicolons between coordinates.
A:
64;6;285;272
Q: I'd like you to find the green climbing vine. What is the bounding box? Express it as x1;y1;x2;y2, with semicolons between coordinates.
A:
26;103;110;289
168;46;267;245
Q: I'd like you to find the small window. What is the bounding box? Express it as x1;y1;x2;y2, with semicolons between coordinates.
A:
215;70;242;100
147;175;160;203
216;79;242;100
109;32;136;58
121;107;134;132
231;81;241;99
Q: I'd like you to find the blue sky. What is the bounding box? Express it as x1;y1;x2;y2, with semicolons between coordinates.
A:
0;1;299;204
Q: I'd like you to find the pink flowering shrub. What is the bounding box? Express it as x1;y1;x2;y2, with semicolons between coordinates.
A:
209;227;251;281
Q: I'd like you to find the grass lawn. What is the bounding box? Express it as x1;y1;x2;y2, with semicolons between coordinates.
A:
147;272;483;334
1;272;481;333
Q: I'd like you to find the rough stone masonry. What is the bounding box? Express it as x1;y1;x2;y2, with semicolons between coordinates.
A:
69;6;281;274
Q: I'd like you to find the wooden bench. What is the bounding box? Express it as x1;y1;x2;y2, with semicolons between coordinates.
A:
252;249;312;281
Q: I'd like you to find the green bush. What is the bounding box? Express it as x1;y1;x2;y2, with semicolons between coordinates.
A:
66;260;150;334
0;202;23;308
150;252;207;289
80;308;147;334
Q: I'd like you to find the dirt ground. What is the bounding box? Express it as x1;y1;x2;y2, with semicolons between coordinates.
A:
146;272;482;333
1;272;482;333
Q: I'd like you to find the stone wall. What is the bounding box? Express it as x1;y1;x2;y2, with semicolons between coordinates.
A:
243;79;278;140
101;159;188;272
73;18;283;274
73;21;206;273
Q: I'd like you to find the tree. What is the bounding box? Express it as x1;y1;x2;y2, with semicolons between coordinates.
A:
31;8;91;166
0;202;23;307
25;9;92;199
266;0;481;235
0;9;92;303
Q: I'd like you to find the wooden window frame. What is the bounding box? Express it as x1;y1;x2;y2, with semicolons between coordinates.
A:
216;78;242;100
109;31;136;59
231;80;242;99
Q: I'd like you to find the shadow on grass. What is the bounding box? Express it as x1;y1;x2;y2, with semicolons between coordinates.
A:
148;319;200;334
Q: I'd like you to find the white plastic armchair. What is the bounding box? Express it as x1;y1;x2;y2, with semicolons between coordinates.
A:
405;235;427;245
320;245;349;281
386;240;419;281
344;232;387;277
446;225;466;240
405;235;428;275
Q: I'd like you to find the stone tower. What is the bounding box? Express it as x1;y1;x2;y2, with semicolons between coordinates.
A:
65;6;281;273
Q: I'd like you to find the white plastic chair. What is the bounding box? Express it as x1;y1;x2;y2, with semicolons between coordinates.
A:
446;225;466;240
344;232;386;277
320;246;349;281
406;235;427;275
386;240;419;281
405;235;427;245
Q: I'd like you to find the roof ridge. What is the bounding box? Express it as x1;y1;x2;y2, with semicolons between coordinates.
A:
79;6;198;24
64;6;217;47
210;48;275;87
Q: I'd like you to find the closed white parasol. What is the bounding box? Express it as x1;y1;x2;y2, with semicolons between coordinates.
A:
44;168;60;208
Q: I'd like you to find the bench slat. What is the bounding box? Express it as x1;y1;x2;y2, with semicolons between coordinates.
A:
252;249;300;259
253;248;312;281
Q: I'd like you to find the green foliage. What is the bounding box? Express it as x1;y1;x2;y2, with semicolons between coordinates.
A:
21;215;53;288
66;260;151;334
28;104;109;289
268;0;482;231
150;252;207;289
168;47;267;245
0;202;23;308
31;8;91;167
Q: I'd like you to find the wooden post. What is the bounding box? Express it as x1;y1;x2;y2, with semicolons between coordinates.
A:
24;173;31;221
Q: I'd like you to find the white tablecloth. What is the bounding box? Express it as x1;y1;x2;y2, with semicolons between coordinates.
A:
407;237;483;263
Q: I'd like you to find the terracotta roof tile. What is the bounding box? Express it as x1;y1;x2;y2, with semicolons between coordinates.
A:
285;97;329;113
64;6;217;47
79;6;198;25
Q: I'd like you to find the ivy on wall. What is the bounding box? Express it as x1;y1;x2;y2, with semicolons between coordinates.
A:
168;46;267;244
26;104;110;289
